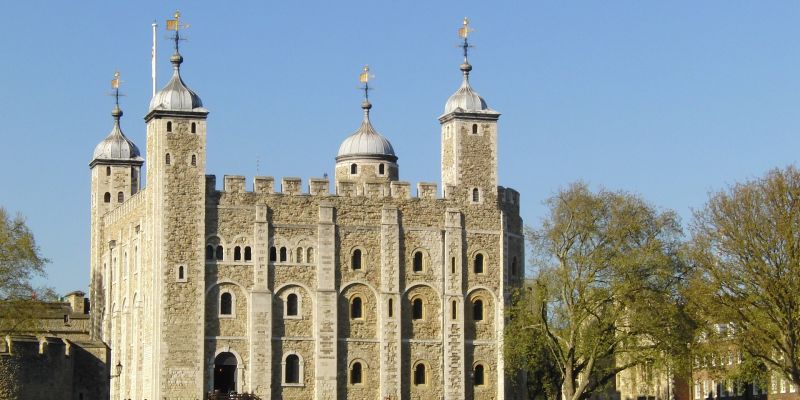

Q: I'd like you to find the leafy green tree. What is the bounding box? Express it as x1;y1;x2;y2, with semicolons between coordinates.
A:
0;207;51;332
688;166;800;388
527;182;687;400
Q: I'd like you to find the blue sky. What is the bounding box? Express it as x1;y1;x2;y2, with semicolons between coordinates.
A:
1;1;799;294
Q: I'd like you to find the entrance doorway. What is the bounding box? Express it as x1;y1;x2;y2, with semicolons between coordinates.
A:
214;352;237;393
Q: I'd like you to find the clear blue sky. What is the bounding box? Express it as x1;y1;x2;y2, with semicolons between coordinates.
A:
1;1;799;295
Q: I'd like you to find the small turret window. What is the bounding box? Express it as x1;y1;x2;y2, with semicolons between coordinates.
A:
350;296;363;319
270;246;277;262
412;298;424;320
474;253;484;274
388;298;393;317
220;292;232;315
474;364;485;386
472;188;480;202
106;166;111;176
177;265;185;280
379;163;385;175
104;192;111;203
117;192;124;203
244;246;252;261
216;245;224;261
413;251;424;272
473;299;484;321
165;153;171;165
286;293;298;317
234;246;241;261
206;245;214;260
472;124;478;134
166;121;172;132
280;247;287;262
191;154;197;166
191;122;196;133
351;249;362;270
350;163;358;174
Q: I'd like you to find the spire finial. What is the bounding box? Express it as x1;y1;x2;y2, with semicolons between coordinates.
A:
457;17;474;77
166;10;190;67
358;65;374;118
110;71;124;120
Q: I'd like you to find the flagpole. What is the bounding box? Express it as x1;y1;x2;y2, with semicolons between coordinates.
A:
151;21;157;97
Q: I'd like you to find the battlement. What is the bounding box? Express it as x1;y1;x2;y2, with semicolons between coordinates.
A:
102;188;147;226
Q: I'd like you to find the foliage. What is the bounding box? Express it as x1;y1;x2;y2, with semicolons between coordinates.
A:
688;165;800;387
526;182;688;400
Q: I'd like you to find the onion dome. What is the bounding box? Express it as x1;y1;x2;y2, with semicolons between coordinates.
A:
91;106;144;166
444;62;492;114
149;53;205;111
336;100;397;162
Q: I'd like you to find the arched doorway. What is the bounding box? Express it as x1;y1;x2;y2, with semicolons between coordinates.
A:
214;352;237;393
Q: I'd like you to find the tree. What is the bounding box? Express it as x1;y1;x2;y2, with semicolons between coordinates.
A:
688;165;800;388
0;207;51;332
527;182;687;400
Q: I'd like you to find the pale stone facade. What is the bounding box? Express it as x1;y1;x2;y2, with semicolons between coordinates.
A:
89;27;524;400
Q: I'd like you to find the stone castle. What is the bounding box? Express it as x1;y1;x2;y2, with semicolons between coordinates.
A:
88;17;524;400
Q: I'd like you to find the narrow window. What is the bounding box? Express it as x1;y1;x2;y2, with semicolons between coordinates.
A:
413;251;423;272
472;123;478;134
191;154;197;166
350;163;357;174
296;247;303;263
165;153;171;165
412;298;423;320
352;249;362;270
105;166;111;176
220;292;232;315
307;248;314;263
270;246;277;262
474;364;485;386
414;364;426;385
473;299;484;321
285;355;300;384
511;257;518;276
279;247;287;262
216;245;224;261
388;298;393;318
451;300;457;320
117;192;124;203
350;362;363;385
63;314;69;324
474;253;484;274
351;297;363;319
191;122;196;133
286;293;298;316
178;266;185;280
166;121;172;132
244;246;252;261
379;163;385;175
233;246;241;261
206;245;215;260
103;192;111;203
451;257;456;274
472;188;480;202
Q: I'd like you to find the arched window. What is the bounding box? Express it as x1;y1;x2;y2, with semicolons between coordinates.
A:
350;362;363;385
220;292;232;315
388;298;394;317
286;293;298;316
285;354;300;384
379;163;385;175
165;153;171;165
414;363;426;385
269;246;277;262
234;246;242;261
413;251;424;272
472;188;480;202
473;299;484;321
191;122;196;133
166;121;172;132
279;247;287;262
452;300;458;320
351;249;362;270
472;123;478;134
206;245;214;260
244;247;252;261
216;245;224;261
350;297;363;319
178;266;185;280
103;192;111;203
307;248;314;263
191;154;197;166
474;364;485;386
117;192;124;203
412;298;424;320
296;247;303;263
105;166;111;176
474;253;484;274
350;163;357;174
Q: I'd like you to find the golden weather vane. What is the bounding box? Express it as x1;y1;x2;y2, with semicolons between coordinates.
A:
359;65;374;101
110;71;124;106
458;17;474;63
165;10;190;52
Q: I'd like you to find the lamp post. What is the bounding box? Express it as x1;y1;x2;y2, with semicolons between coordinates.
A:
110;361;123;379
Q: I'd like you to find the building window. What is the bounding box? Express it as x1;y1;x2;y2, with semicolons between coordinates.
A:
452;300;457;320
474;253;484;274
234;246;242;261
216;245;224;261
472;123;478;134
296;247;303;263
103;192;111;203
105;166;111;176
220;292;232;315
412;298;424;320
306;248;314;263
166;121;172;132
350;297;363;319
350;163;357;174
191;154;197;166
270;246;277;262
280;247;287;262
206;245;214;260
473;299;484;321
413;251;424;272
284;354;300;384
117;192;124;203
286;293;298;317
472;188;480;202
379;163;385;175
474;364;485;386
165;153;171;165
350;362;363;385
413;363;426;385
191;122;196;133
388;298;393;317
177;265;185;280
451;257;456;274
351;249;362;270
244;246;252;261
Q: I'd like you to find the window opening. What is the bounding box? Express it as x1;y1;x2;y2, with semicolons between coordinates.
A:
206;245;214;260
350;362;363;385
244;247;252;261
117;192;124;203
388;298;393;317
178;266;185;280
104;192;111;203
452;300;457;320
412;298;423;320
379;163;385;175
351;297;363;319
191;154;197;166
472;188;480;202
352;249;362;270
191;122;196;133
269;246;277;262
234;246;241;261
106;166;111;176
451;257;456;274
307;248;314;263
166;121;172;132
216;245;224;261
279;247;287;262
165;153;171;165
414;364;426;385
473;299;484;321
296;247;303;263
220;292;232;315
413;251;423;272
472;124;478;134
285;355;300;384
474;364;485;386
350;163;357;174
474;254;484;274
287;293;298;316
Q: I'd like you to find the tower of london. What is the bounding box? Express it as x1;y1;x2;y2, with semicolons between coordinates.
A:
88;16;524;400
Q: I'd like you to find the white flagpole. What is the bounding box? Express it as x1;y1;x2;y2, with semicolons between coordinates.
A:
151;21;157;97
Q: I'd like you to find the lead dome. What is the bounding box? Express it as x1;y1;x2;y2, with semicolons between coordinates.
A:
91;106;143;165
443;62;493;114
336;101;397;162
149;53;205;112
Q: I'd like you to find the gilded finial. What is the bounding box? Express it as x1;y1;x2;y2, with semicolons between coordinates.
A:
166;10;190;54
359;65;374;114
457;17;475;76
109;71;124;119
